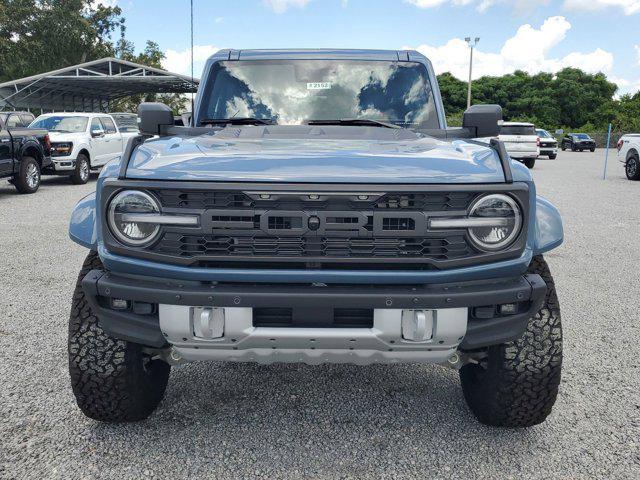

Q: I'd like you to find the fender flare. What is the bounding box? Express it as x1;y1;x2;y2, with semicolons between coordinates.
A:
18;138;44;161
533;196;563;254
69;192;98;249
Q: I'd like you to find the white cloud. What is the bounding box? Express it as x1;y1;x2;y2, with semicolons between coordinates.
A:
262;0;311;13
214;17;224;24
408;16;613;80
563;0;640;15
405;0;472;7
609;76;640;96
93;0;118;7
405;0;548;12
162;45;220;77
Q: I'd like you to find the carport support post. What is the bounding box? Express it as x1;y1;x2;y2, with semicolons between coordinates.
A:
603;123;612;180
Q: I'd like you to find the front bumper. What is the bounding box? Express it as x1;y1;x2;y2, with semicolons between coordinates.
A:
45;156;77;173
540;145;558;155
82;270;546;364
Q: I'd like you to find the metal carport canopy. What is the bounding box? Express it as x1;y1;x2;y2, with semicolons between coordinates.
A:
0;57;199;112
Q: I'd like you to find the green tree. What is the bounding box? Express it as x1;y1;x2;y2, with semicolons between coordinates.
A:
438;67;627;132
111;40;188;114
0;0;124;82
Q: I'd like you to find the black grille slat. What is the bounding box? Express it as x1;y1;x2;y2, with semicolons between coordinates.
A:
153;190;477;211
159;233;471;259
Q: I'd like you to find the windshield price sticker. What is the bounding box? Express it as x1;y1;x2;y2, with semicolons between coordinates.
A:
307;82;332;90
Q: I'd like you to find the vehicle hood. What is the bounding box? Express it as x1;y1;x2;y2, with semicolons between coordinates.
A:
47;131;88;142
125;126;507;184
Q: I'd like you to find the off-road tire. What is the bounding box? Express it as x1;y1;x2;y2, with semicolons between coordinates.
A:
68;251;170;422
459;255;562;427
14;156;40;194
590;148;595;152
71;153;90;185
524;158;536;169
561;144;566;151
549;154;557;160
626;153;640;180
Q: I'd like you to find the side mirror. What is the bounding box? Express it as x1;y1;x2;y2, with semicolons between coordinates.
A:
462;104;503;138
138;102;174;136
91;128;105;138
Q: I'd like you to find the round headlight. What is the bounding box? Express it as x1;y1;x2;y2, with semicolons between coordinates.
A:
467;194;522;251
108;190;161;246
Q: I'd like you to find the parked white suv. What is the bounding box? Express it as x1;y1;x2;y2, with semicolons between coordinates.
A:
498;122;540;169
617;134;640;180
29;113;126;184
535;129;558;159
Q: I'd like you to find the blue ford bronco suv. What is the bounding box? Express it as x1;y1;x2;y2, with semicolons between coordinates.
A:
68;49;563;427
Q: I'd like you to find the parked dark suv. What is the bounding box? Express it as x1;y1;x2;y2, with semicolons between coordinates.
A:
561;133;596;152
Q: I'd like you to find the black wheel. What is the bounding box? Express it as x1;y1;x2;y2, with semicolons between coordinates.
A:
14;156;40;194
579;149;583;152
71;153;90;185
590;148;595;152
549;154;557;160
460;255;562;427
523;158;536;169
561;144;566;151
571;145;577;152
626;154;640;180
68;251;170;422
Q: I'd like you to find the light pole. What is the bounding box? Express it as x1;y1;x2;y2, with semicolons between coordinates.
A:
465;37;480;109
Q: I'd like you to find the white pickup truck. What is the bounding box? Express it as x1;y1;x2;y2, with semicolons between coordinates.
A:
617;134;640;180
29;112;134;184
497;122;540;169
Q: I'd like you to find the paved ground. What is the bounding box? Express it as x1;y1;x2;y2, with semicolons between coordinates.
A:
0;150;638;479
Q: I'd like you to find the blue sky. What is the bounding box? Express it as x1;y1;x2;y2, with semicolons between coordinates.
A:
115;0;640;94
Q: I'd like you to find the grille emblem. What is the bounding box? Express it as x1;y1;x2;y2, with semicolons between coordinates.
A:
308;216;321;231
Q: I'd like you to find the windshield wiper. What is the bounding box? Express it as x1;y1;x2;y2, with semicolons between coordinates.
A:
200;117;275;126
307;118;401;129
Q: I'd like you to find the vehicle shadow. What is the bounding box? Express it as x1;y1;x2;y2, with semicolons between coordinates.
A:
0;174;97;198
87;362;542;476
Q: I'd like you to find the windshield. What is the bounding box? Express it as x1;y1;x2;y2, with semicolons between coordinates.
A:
111;114;139;132
500;125;536;136
574;134;591;140
536;129;552;138
30;116;88;133
198;60;439;128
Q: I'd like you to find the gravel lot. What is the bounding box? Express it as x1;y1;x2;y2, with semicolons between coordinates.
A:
1;150;638;479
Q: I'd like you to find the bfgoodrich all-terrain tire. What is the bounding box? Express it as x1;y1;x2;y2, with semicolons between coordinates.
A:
459;255;562;427
68;251;170;422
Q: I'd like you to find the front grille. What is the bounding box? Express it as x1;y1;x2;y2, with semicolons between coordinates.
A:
155;233;471;260
102;182;528;271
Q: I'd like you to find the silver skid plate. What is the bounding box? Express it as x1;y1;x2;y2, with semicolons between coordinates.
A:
159;305;467;365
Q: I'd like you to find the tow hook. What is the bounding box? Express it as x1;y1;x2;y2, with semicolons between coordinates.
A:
446;352;462;369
